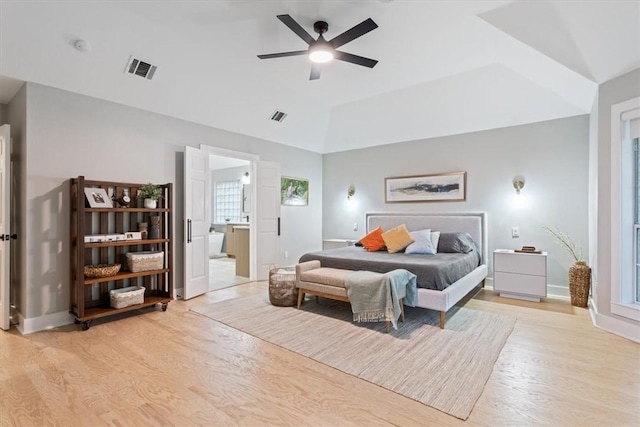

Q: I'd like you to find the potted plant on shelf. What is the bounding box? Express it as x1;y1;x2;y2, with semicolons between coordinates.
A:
138;183;163;209
543;226;590;307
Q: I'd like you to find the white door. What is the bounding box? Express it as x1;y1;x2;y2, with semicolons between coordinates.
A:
255;161;281;280
0;125;10;330
184;146;210;299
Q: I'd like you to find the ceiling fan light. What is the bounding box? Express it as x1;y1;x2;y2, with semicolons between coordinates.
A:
309;48;333;63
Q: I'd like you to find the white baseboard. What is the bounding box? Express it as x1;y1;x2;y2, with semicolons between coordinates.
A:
547;284;570;299
485;277;569;299
589;299;640;343
15;310;75;335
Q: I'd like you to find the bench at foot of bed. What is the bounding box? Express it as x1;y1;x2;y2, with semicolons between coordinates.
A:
295;260;482;329
295;260;408;333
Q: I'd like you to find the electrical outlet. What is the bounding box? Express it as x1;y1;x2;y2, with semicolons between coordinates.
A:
512;227;520;238
353;222;358;231
284;250;288;259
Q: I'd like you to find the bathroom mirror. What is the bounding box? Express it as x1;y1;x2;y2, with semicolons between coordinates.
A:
242;184;251;213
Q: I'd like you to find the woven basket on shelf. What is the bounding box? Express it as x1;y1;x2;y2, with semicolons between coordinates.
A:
569;261;591;308
84;263;121;278
110;286;145;309
126;251;164;272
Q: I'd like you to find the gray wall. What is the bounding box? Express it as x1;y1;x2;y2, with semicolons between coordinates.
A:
594;68;640;325
18;82;322;328
0;103;7;125
323;116;590;293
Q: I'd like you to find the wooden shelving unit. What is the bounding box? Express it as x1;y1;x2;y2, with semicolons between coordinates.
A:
70;176;173;330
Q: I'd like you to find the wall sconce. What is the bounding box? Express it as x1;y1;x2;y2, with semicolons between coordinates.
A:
347;184;356;199
513;176;525;195
241;171;250;184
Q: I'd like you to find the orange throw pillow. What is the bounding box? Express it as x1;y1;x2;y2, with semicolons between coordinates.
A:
359;226;386;252
382;224;415;253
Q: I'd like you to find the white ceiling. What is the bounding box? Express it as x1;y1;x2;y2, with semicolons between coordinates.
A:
1;0;638;154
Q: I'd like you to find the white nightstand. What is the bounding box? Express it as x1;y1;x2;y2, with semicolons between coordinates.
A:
493;249;547;302
323;239;356;250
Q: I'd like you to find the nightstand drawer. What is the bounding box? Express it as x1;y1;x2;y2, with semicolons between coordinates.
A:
494;252;546;276
494;271;547;297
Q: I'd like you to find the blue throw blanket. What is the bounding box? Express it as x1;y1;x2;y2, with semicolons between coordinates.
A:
344;269;417;329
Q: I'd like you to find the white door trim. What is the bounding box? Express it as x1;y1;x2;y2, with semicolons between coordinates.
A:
199;145;259;163
0;124;10;330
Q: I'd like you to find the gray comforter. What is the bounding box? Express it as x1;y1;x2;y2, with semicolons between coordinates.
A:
299;246;481;290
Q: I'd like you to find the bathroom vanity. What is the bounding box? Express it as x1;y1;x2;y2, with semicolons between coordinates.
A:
216;222;250;277
225;223;249;257
234;226;250;277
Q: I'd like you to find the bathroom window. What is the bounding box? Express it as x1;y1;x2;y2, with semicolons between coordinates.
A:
215;180;243;223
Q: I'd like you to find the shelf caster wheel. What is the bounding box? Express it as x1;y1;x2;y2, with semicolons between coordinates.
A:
82;321;92;331
74;319;81;324
161;303;168;312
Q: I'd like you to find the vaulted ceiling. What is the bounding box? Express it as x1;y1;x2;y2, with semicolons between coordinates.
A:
1;0;638;153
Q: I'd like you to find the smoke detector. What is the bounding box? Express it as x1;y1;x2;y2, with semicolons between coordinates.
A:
74;39;91;52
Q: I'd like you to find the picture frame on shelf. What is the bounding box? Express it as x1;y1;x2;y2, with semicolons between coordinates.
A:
84;187;113;208
125;232;143;241
281;176;309;206
385;171;466;203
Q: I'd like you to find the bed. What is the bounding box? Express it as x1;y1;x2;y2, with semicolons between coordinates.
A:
298;212;488;327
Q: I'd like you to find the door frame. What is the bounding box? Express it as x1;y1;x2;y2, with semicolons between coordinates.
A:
199;145;259;280
0;124;10;330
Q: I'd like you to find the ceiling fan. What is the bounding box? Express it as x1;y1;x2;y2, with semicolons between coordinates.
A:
257;14;379;80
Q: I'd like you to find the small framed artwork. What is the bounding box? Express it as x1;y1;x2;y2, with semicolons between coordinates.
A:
84;187;113;208
281;176;309;206
125;232;142;241
385;171;466;203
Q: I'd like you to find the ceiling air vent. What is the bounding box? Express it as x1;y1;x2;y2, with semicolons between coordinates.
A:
270;110;287;123
125;56;157;80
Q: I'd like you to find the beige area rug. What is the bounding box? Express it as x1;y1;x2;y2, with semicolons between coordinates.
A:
191;294;515;420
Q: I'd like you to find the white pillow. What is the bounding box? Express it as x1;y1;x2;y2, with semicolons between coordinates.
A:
431;231;441;253
405;229;436;255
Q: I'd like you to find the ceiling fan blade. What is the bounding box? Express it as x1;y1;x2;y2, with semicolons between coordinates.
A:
310;63;321;80
257;50;308;60
328;18;378;49
277;14;315;45
333;51;378;68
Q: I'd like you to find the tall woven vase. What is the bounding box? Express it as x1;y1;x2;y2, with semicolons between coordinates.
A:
568;261;590;307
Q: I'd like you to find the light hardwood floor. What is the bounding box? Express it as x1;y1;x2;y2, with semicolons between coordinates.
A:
1;283;638;426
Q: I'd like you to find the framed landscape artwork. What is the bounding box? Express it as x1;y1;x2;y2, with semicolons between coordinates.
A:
385;171;466;203
281;176;309;206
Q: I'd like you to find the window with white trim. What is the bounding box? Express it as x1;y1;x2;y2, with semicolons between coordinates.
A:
214;180;242;223
611;97;640;321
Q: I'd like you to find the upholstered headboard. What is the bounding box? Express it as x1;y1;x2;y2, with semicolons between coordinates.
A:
366;212;488;264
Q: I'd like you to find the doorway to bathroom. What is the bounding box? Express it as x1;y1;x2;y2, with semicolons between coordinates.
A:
209;154;252;291
184;144;280;299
